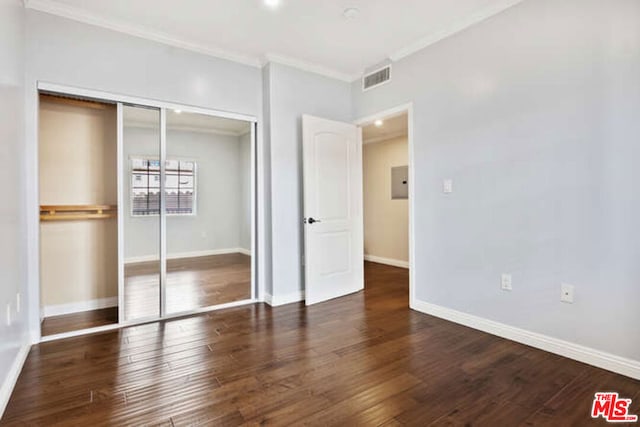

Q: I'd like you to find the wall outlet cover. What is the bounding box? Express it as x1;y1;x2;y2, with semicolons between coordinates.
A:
561;283;575;303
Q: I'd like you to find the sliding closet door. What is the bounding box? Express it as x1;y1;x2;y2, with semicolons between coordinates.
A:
164;110;253;314
121;105;162;321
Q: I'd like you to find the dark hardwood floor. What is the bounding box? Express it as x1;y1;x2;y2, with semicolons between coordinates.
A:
5;262;639;426
124;253;252;320
41;307;119;337
41;253;252;336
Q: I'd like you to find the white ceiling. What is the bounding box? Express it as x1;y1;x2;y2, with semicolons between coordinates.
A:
25;0;523;81
362;112;407;144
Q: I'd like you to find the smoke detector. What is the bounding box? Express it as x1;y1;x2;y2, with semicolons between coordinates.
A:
343;7;359;19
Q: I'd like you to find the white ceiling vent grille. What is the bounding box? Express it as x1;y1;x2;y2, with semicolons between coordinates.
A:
362;65;391;91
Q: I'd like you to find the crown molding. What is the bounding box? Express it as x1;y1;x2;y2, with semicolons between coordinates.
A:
23;0;263;68
264;54;357;83
24;0;356;81
24;0;526;84
390;0;525;62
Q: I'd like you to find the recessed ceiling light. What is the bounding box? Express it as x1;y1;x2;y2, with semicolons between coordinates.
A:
343;7;359;19
174;109;182;114
374;119;383;127
264;0;281;8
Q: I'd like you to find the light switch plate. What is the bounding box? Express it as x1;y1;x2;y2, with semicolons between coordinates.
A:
501;274;512;291
443;179;453;194
561;283;574;303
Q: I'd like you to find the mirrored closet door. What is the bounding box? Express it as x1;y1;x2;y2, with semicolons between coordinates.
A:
165;110;254;315
121;105;162;322
119;106;255;321
38;87;256;338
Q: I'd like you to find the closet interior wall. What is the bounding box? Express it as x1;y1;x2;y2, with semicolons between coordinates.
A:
38;94;119;334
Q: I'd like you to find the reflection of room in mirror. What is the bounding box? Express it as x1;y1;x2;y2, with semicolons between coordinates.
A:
164;160;195;215
130;158;196;216
122;105;162;322
123;107;253;319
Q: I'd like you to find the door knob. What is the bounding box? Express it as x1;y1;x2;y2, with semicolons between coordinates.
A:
307;217;321;224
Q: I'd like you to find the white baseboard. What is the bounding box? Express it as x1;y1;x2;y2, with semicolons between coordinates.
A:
0;343;30;418
411;299;640;380
125;248;250;264
364;254;409;269
264;291;304;307
43;296;118;318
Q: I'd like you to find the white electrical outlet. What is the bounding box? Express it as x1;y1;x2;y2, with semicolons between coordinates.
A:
501;274;512;291
443;179;453;194
16;292;20;313
561;283;574;303
6;304;11;326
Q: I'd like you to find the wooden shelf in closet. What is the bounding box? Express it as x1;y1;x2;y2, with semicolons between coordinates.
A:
39;205;117;221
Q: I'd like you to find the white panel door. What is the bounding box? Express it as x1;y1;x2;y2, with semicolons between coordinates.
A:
303;115;363;306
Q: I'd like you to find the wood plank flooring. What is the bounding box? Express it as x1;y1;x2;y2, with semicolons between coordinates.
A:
5;262;639;426
124;253;252;320
41;253;252;336
41;307;119;337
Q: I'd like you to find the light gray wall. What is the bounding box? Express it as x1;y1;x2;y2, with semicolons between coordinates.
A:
352;0;640;361
0;0;28;414
261;65;273;297
123;126;249;259
25;11;262;115
24;10;264;336
266;62;352;299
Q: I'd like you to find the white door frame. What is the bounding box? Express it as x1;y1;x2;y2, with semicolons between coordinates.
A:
354;103;415;307
29;81;264;342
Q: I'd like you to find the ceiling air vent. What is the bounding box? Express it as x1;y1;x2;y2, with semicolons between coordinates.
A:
362;65;391;91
